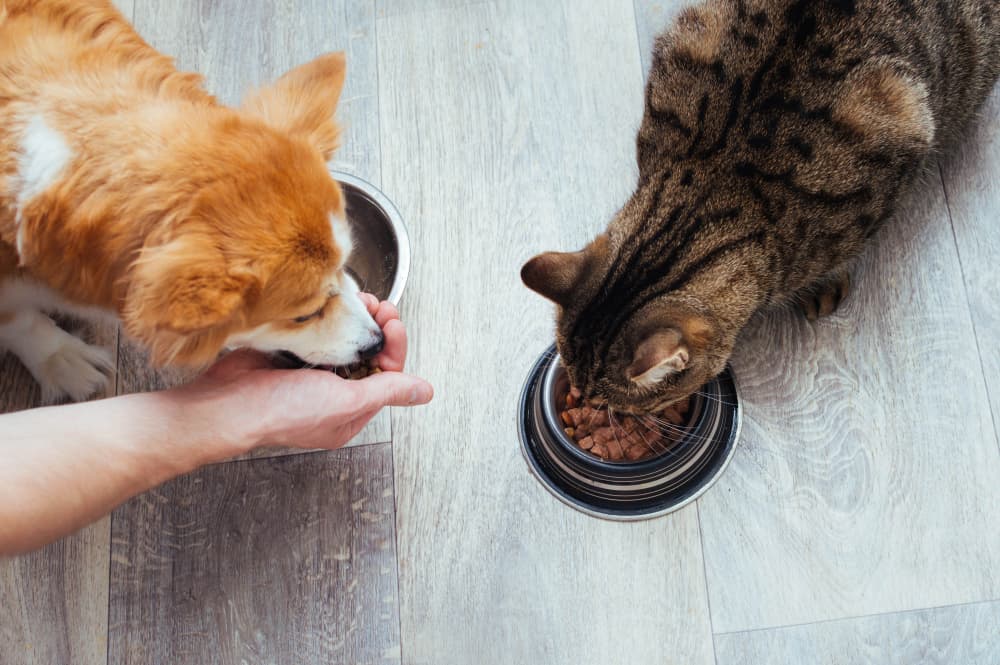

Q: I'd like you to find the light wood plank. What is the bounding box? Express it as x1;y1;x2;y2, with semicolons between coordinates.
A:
379;3;714;664
632;0;688;77
114;0;135;21
941;86;1000;453
697;167;1000;632
121;0;388;449
715;601;1000;665
109;445;400;665
376;0;485;19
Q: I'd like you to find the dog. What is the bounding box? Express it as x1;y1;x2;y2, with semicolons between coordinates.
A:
0;0;384;402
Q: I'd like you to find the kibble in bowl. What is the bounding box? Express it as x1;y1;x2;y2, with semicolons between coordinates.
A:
558;386;692;462
518;344;742;521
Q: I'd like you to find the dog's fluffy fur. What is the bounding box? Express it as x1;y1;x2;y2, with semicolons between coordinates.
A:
0;0;382;401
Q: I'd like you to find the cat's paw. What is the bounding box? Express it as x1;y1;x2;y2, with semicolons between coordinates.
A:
34;336;114;404
801;272;851;321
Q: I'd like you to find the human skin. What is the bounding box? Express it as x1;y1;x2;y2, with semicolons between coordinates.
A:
0;294;433;556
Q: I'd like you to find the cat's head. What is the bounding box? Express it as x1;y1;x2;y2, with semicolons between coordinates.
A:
521;233;733;414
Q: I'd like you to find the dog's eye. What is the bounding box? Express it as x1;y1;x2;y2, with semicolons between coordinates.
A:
293;306;325;324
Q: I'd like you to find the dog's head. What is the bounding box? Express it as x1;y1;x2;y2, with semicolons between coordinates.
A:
122;52;384;368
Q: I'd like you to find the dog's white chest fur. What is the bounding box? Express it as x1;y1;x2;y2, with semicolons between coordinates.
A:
15;116;73;230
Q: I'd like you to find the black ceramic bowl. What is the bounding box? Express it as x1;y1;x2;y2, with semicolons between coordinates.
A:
518;345;742;521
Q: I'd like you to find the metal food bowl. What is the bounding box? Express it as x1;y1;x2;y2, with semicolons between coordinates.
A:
518;345;742;521
331;170;409;306
272;172;408;371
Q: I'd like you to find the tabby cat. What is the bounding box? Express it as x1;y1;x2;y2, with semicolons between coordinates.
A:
522;0;1000;413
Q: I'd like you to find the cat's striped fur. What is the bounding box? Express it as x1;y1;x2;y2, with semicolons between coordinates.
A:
523;0;1000;413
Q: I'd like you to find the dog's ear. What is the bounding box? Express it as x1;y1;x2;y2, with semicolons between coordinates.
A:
242;52;346;160
123;234;257;366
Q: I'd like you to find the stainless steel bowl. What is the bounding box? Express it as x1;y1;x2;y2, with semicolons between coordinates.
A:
331;170;409;306
270;173;408;371
518;345;742;521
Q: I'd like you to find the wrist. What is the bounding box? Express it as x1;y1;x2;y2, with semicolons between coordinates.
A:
142;387;257;468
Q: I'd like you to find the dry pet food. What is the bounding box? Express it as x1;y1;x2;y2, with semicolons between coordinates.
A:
334;359;382;380
559;387;691;462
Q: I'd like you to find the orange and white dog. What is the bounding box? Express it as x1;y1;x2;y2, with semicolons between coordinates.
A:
0;0;384;402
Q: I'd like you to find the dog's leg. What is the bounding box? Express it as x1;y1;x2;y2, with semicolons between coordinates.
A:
0;309;113;403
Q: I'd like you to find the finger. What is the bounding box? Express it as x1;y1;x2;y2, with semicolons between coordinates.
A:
204;348;273;379
374;301;400;328
352;371;433;412
359;292;379;314
376;318;407;372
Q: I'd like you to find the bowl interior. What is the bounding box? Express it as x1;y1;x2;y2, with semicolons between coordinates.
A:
539;357;705;470
334;172;409;305
518;346;742;521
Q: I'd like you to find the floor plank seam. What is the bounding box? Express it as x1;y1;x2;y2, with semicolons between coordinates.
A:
696;501;721;665
712;597;1000;639
373;10;405;664
938;161;1000;455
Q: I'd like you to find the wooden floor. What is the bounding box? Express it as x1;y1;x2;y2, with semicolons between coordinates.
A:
2;1;1000;663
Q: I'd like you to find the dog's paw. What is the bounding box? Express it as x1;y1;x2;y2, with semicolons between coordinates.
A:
35;337;114;404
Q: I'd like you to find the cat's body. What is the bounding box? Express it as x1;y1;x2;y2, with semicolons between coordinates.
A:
523;0;1000;413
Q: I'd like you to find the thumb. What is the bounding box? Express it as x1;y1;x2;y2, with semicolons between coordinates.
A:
353;372;434;411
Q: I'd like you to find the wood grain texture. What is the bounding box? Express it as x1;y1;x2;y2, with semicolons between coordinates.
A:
632;0;688;77
376;0;486;19
121;0;389;449
379;3;713;664
698;166;1000;633
114;0;135;20
109;445;400;665
0;521;110;665
715;601;1000;665
0;324;115;665
941;86;1000;453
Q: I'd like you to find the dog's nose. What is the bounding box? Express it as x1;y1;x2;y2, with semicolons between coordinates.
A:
359;331;385;360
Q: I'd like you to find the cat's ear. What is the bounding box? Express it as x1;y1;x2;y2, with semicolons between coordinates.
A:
521;235;608;305
627;330;689;387
627;317;713;387
521;251;587;305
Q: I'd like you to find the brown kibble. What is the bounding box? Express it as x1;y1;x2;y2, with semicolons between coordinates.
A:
559;386;693;463
626;445;648;461
333;359;381;380
591;427;612;444
662;406;684;425
589;410;610;427
606;438;625;461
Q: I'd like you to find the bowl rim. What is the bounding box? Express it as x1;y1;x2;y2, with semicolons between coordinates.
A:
538;355;712;474
517;345;744;522
329;169;410;307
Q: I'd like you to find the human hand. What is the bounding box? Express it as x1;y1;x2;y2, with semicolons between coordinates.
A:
170;294;433;455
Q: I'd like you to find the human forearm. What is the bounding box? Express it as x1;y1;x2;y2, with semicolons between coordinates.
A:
0;391;245;556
